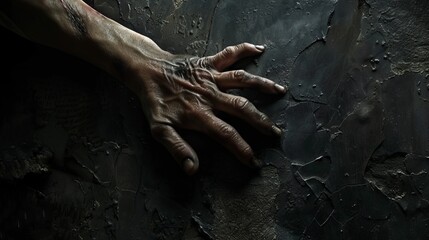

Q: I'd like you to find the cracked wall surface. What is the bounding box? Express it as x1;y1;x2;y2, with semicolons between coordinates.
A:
1;0;429;239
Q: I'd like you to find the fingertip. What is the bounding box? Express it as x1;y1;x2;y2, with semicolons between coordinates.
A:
255;44;265;51
275;84;288;94
251;157;264;169
242;151;263;169
183;158;199;175
272;125;283;137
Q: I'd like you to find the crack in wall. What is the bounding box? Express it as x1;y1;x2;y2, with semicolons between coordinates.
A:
202;0;221;56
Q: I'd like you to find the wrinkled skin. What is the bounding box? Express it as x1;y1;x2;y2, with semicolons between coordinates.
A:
0;0;287;175
134;43;287;175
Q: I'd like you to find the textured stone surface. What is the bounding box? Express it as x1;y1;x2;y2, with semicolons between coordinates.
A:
1;0;429;239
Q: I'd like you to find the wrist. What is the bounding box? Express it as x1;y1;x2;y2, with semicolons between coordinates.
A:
80;9;172;75
94;30;175;94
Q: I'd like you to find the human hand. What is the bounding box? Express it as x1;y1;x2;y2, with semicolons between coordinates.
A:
0;1;286;175
127;43;286;175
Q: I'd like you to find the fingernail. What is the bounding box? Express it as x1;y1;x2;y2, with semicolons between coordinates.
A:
255;45;265;51
275;84;287;93
252;157;264;168
272;125;283;136
183;158;194;173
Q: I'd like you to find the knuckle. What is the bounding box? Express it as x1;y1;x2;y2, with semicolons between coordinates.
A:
240;42;251;49
204;84;220;100
233;70;246;81
223;46;235;56
196;57;210;68
218;124;236;138
170;140;187;153
183;104;211;122
188;107;207;120
232;97;250;110
183;104;203;118
259;113;269;122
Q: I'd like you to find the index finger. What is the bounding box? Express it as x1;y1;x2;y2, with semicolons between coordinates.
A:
206;43;266;71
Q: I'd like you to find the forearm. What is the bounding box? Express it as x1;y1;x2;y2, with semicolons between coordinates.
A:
0;0;171;89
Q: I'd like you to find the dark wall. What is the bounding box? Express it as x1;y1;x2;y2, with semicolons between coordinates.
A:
1;0;429;239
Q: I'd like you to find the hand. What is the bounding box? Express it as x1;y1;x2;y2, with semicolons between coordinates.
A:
0;0;286;175
128;43;287;175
